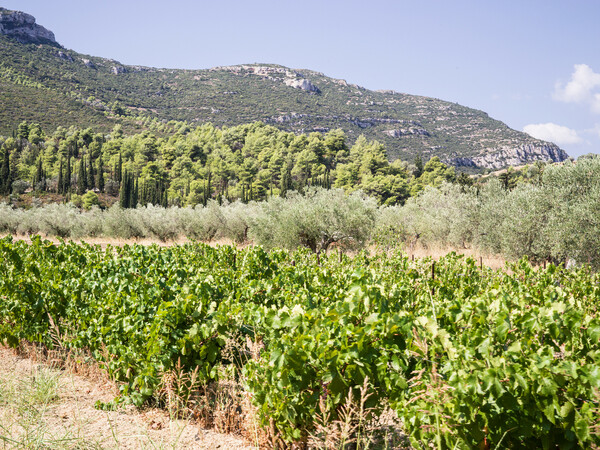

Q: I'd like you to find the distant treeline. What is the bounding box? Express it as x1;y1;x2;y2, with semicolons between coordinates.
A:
0;120;458;207
1;157;599;268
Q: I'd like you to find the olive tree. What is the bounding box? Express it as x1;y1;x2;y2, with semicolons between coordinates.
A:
250;188;378;253
543;159;600;268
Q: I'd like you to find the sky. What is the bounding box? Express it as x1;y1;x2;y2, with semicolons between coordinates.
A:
3;0;600;158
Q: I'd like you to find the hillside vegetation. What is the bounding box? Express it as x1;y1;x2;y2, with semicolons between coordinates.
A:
0;120;457;208
0;31;567;170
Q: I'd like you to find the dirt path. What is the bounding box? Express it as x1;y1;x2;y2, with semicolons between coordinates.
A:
1;233;507;270
0;346;256;449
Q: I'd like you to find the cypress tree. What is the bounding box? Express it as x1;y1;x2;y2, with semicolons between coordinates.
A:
127;173;135;208
414;155;424;178
77;157;86;195
161;187;168;207
97;153;104;193
140;179;147;206
7;149;16;194
87;152;95;190
132;177;139;208
116;153;122;183
207;171;212;201
65;152;71;194
0;147;9;195
57;158;63;194
34;156;44;191
17;121;29;141
280;166;290;198
119;171;130;208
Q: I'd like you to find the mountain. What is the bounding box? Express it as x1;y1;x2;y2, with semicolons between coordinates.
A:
0;8;568;171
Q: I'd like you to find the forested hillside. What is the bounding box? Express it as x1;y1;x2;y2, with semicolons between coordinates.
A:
0;10;568;170
0;120;457;208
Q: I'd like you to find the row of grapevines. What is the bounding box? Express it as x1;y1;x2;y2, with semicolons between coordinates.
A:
0;236;599;447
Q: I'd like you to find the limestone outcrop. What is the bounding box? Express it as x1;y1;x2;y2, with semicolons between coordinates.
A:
446;143;569;169
284;78;320;93
0;8;57;46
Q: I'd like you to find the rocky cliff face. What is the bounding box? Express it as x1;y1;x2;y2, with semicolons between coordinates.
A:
447;143;569;169
0;8;57;46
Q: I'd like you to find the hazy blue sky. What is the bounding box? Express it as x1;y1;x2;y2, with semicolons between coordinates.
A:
4;0;600;157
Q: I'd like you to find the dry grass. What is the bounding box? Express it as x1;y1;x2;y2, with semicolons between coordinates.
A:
0;345;255;449
406;245;507;270
362;241;507;271
156;335;268;448
0;233;247;250
1;232;509;274
309;378;410;450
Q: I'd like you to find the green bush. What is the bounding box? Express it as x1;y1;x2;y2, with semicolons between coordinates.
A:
250;188;378;253
81;190;99;210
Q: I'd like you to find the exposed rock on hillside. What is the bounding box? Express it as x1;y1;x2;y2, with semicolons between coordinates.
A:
284;78;319;93
447;143;569;169
0;8;57;46
384;127;430;137
57;50;73;61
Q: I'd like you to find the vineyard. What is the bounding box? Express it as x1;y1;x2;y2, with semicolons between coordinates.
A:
1;236;599;448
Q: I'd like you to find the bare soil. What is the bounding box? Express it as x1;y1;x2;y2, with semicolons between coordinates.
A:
0;346;255;449
1;233;508;270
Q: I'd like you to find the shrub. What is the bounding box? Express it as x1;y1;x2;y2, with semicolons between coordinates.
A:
250;188;378;253
82;191;100;210
135;204;181;241
0;203;22;234
102;204;147;239
180;201;227;241
11;180;30;194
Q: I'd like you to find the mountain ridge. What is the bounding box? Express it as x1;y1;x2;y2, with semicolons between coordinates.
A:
0;8;569;171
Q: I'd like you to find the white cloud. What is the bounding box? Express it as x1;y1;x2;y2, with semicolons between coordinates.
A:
523;123;582;146
586;123;600;138
553;64;600;112
592;93;600;114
